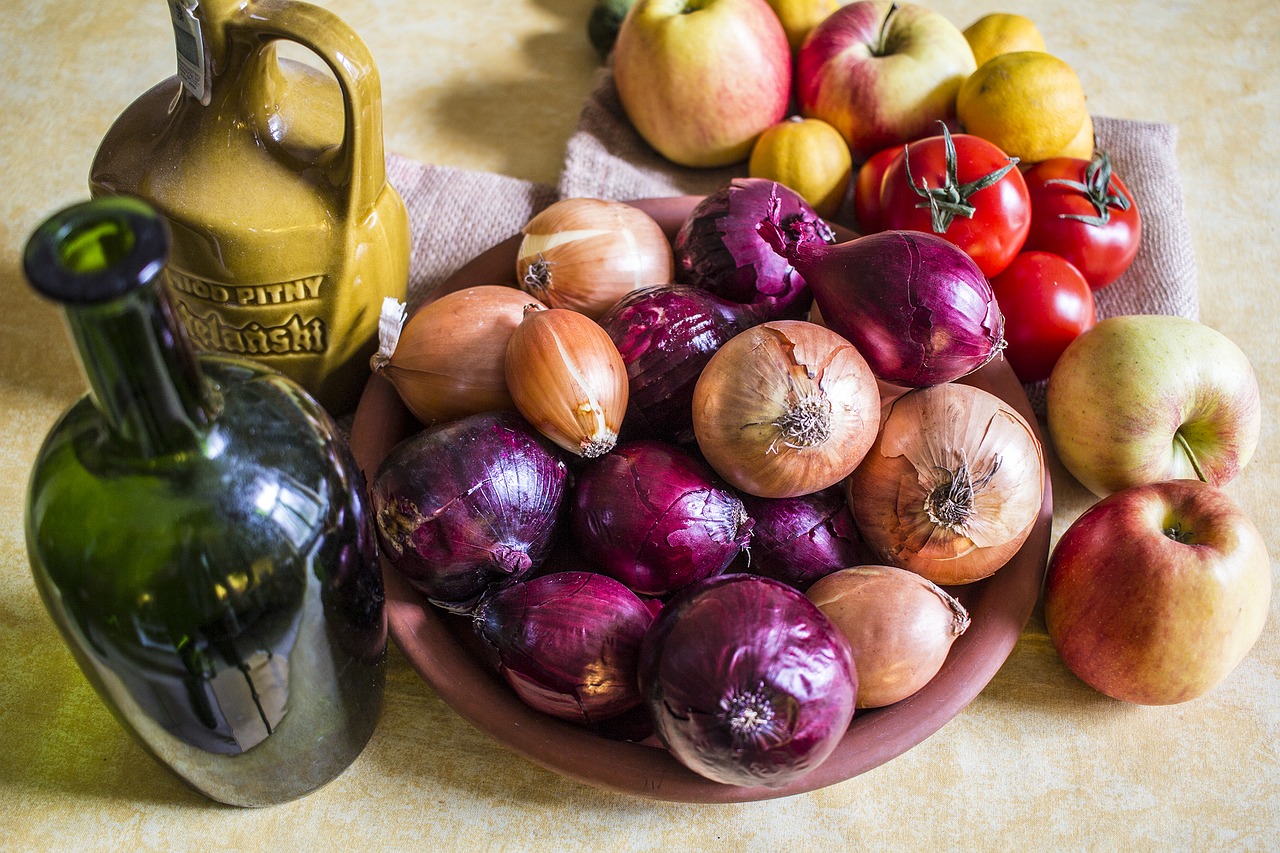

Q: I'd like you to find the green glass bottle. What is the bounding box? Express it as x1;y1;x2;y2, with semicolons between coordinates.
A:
23;197;387;807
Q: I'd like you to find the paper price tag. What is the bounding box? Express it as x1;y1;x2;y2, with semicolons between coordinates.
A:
168;0;210;105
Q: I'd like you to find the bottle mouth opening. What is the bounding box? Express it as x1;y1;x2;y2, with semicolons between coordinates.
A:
24;196;169;305
56;217;137;274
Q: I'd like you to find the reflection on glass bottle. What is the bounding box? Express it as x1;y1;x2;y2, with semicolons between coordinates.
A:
23;197;387;807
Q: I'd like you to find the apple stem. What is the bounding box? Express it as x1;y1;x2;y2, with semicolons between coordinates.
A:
1173;430;1208;482
875;3;899;56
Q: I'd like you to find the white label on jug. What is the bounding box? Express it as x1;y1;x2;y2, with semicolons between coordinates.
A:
169;0;211;106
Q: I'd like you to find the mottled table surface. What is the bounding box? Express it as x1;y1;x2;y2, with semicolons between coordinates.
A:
1;1;1277;849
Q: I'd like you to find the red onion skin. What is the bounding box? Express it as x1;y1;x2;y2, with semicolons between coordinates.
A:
371;411;568;614
600;285;757;444
761;227;1005;387
739;486;867;590
472;571;655;724
638;573;857;788
571;440;753;597
674;178;834;321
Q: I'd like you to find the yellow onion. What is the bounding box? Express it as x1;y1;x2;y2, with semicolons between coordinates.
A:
370;288;544;426
807;565;970;708
847;382;1044;585
692;320;880;499
505;305;629;457
516;198;675;320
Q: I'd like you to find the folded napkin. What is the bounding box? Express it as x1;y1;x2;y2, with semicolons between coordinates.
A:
387;70;1199;414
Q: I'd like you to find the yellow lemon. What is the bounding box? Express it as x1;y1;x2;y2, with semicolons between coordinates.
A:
957;51;1088;164
1051;111;1095;160
764;0;841;53
963;13;1047;67
749;116;853;218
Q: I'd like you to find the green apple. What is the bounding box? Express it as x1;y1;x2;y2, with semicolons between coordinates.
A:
1046;314;1261;497
613;0;792;168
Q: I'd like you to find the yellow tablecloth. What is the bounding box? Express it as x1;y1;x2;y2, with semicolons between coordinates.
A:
2;1;1277;848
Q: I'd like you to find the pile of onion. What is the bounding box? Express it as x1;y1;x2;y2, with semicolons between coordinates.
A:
516;198;674;320
847;382;1044;585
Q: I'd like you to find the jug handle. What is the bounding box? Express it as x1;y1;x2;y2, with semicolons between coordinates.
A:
232;0;387;221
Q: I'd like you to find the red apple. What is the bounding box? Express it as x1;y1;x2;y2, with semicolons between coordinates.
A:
1044;479;1271;705
796;0;975;163
613;0;792;168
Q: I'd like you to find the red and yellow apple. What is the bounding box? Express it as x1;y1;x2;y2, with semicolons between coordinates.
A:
1044;479;1270;705
613;0;792;168
1046;314;1261;497
795;0;976;163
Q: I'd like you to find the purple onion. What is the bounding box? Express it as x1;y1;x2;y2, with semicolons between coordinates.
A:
571;441;752;597
371;411;568;613
600;284;756;444
639;574;856;788
472;571;655;724
673;178;834;320
761;227;1005;387
740;486;866;590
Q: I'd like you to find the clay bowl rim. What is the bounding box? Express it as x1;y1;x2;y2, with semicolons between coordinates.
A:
347;196;1053;803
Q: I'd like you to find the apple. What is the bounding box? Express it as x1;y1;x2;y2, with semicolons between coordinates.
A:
613;0;792;168
795;0;976;163
1046;314;1261;497
1043;479;1271;705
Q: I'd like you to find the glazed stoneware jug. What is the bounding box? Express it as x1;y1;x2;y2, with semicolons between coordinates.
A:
90;0;410;415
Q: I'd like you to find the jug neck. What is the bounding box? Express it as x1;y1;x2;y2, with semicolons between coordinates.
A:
23;198;218;459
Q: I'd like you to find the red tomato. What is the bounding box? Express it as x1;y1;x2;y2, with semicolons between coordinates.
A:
990;251;1096;383
1023;152;1142;290
879;128;1030;277
852;145;901;234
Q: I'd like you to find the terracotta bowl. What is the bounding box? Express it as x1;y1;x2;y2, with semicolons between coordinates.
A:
347;197;1054;803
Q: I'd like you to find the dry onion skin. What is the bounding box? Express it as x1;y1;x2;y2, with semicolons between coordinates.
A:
692;320;880;499
847;382;1044;585
505;305;629;458
516;198;675;320
807;565;971;708
370;288;543;426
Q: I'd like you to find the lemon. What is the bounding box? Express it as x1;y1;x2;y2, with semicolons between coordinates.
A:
1052;112;1095;160
749;116;852;218
963;13;1047;67
957;51;1088;164
764;0;841;52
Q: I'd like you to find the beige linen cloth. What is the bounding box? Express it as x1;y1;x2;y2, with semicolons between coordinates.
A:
386;70;1198;413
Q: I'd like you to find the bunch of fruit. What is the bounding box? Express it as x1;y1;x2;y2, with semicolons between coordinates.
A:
585;0;1271;710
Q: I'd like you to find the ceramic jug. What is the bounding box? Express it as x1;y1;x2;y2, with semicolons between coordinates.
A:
90;0;410;415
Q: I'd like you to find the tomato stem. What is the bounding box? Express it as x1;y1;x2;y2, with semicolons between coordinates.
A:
1043;149;1131;227
904;123;1019;233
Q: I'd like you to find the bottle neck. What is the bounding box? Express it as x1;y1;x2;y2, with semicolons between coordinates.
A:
65;282;216;458
24;197;218;459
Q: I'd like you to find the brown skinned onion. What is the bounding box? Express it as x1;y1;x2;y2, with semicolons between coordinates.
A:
505;304;629;458
807;565;970;708
517;198;675;320
692;320;880;499
370;288;543;426
847;382;1044;585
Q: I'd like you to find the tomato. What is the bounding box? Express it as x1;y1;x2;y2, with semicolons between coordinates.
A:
989;251;1096;383
1023;151;1141;290
851;145;901;234
879;127;1030;277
